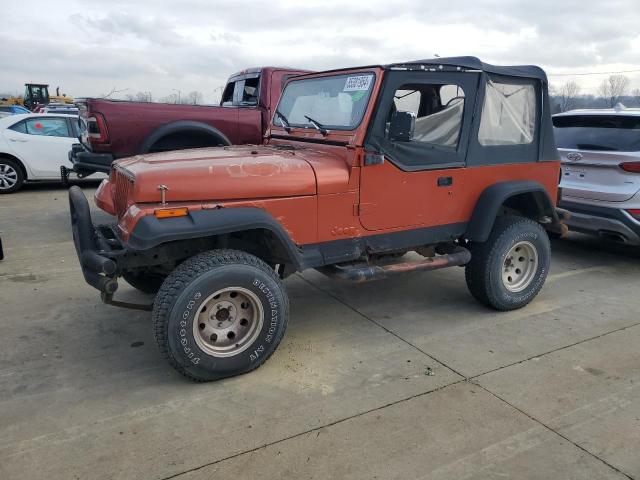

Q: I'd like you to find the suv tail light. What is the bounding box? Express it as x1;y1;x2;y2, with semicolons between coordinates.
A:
619;161;640;173
627;209;640;220
87;113;109;143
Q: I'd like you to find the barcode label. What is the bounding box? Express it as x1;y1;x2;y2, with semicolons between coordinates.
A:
344;75;373;91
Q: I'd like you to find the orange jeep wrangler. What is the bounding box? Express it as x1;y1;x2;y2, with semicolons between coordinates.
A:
69;57;566;381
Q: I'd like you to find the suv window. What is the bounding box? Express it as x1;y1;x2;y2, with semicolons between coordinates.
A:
553;115;640;152
391;84;465;148
478;79;536;146
21;117;71;137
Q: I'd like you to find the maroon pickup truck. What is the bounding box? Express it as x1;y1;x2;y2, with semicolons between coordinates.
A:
66;66;308;177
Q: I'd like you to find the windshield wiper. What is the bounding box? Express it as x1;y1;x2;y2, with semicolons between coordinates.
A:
275;110;291;133
304;115;328;136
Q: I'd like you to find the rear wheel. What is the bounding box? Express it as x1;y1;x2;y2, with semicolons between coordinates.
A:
0;159;24;194
465;215;550;311
152;249;289;381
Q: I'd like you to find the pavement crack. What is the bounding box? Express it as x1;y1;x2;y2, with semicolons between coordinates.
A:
158;378;465;480
470;320;640;381
297;274;467;379
474;383;635;480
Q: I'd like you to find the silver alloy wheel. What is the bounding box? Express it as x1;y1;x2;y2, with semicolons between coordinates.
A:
192;287;264;357
502;241;539;293
0;163;18;190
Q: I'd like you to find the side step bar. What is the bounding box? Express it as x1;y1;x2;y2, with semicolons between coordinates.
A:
318;247;471;283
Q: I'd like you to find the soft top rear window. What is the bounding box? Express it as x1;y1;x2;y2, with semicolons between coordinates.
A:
553;115;640;152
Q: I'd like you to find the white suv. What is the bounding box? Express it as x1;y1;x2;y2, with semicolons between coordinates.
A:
553;105;640;245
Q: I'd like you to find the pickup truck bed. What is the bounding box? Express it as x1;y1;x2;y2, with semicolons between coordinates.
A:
68;66;309;177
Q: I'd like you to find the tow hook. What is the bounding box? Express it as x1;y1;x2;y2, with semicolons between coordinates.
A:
101;292;153;311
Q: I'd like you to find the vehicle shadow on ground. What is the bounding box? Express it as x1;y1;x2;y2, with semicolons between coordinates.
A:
551;232;640;262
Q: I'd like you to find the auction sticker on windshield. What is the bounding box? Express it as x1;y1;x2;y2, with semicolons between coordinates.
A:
344;75;373;91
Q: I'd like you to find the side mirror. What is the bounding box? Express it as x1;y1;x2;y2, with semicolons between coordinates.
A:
388;111;415;142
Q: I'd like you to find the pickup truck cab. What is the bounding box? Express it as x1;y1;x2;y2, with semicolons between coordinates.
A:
66;67;309;178
69;56;566;381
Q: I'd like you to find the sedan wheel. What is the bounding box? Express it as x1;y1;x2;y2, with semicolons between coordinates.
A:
0;160;24;194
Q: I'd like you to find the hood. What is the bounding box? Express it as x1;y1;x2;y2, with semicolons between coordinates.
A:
115;145;317;203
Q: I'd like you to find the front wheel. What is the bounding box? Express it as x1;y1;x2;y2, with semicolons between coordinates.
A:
152;249;289;381
465;215;550;311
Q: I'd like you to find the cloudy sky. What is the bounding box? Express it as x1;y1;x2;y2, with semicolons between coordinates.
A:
1;0;639;103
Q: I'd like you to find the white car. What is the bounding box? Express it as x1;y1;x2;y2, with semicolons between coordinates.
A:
553;105;640;245
0;113;103;193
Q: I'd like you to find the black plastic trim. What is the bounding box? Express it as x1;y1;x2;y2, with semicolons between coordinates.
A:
68;143;114;175
559;200;640;235
466;180;557;242
270;134;348;147
127;207;309;270
68;186;118;293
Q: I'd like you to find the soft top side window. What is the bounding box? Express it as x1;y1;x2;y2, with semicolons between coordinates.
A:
478;79;536;146
389;83;465;149
364;70;479;171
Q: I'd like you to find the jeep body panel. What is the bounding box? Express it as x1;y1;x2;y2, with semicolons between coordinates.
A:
113;145;319;203
73;56;563;298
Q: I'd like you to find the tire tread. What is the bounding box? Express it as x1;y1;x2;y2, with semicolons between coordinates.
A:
152;249;288;381
465;215;549;311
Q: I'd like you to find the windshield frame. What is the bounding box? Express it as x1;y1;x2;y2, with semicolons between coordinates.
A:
273;70;378;132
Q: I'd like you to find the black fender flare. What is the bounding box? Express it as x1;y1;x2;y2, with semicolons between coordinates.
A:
126;207;305;270
138;120;231;154
465;180;558;242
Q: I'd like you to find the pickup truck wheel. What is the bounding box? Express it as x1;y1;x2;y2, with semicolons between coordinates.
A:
152;249;289;382
122;271;166;294
0;159;24;194
465;215;550;311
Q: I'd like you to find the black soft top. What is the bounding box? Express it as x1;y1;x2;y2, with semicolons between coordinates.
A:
300;56;548;83
390;56;548;82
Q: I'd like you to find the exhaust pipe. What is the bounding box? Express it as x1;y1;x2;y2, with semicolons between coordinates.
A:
598;231;627;244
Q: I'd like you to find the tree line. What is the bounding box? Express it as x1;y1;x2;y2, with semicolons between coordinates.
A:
551;74;640;112
122;90;205;105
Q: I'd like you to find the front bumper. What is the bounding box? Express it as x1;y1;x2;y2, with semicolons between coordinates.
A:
68;143;114;177
69;186;121;293
559;200;640;245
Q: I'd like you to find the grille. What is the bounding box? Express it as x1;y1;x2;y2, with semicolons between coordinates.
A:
111;167;134;217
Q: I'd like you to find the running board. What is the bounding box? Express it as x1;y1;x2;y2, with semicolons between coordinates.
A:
318;248;471;283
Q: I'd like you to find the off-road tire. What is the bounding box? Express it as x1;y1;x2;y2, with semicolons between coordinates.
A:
152;249;289;382
122;271;167;294
465;215;550;311
0;158;25;194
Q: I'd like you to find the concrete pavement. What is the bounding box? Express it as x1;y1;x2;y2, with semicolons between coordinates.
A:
0;182;638;479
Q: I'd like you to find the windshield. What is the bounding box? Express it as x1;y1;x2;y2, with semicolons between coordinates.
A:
553;115;640;152
275;72;375;130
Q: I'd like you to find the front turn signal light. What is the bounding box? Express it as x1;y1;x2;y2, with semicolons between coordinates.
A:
154;207;189;219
